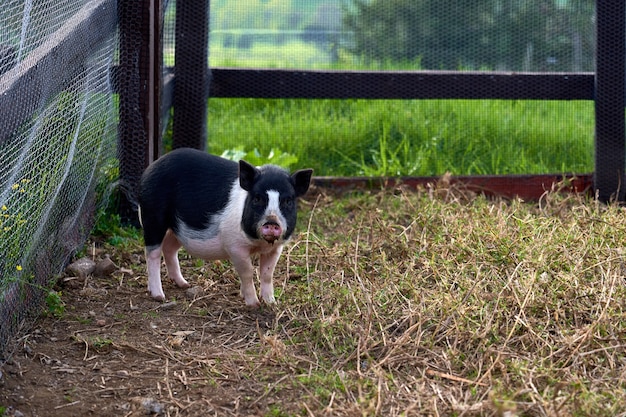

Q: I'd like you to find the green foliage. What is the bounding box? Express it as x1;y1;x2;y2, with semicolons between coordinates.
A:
44;290;65;318
91;336;113;349
92;211;141;248
207;98;594;177
0;179;31;280
344;0;595;71
220;147;299;169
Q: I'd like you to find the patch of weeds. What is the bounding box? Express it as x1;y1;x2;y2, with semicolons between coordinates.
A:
265;404;289;417
297;371;347;404
143;311;159;319
91;336;113;350
220;147;298;169
336;127;418;177
92;211;142;249
74;316;92;325
44;290;65;318
194;308;209;317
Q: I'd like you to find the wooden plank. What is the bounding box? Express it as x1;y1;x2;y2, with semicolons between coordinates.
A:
312;174;593;201
0;0;117;144
209;68;595;100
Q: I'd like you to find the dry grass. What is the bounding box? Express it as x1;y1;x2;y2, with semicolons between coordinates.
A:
3;182;626;416
275;182;626;416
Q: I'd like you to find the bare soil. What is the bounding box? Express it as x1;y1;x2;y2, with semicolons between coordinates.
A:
0;190;330;417
0;249;301;416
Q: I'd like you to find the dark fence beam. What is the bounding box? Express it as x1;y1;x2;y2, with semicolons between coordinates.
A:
117;0;161;225
0;0;116;144
172;0;210;150
209;68;595;100
594;0;625;202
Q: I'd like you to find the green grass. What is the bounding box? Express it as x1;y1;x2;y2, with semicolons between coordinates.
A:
200;39;594;178
206;98;594;176
209;40;329;69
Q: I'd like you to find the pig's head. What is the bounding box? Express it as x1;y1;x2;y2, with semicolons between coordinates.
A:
239;160;313;244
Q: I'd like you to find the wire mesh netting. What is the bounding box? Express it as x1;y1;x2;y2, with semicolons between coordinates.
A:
0;0;118;355
0;0;617;356
191;1;597;178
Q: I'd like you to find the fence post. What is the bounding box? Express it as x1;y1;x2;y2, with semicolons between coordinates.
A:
594;0;625;202
172;0;210;150
117;0;162;224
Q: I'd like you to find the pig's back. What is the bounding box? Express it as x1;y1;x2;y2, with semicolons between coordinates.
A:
139;148;240;232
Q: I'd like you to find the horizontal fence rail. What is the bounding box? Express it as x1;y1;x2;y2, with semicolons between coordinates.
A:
208;68;596;100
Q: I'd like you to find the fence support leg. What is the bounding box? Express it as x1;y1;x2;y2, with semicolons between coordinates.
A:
594;0;625;202
117;0;162;224
172;0;210;150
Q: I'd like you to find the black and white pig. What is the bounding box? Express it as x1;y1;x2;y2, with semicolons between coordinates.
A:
138;148;313;307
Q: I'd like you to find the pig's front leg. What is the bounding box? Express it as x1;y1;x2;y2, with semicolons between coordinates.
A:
259;246;283;304
229;249;260;307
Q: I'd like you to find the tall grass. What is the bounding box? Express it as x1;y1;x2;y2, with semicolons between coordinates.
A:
207;98;594;176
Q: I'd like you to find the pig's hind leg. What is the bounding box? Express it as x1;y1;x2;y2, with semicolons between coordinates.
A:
141;209;172;301
161;230;191;290
145;245;166;301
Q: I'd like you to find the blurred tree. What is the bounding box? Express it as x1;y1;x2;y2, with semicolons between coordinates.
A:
343;0;595;71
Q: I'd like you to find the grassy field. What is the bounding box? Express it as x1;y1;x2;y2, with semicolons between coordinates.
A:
168;36;597;178
201;37;595;178
207;98;595;177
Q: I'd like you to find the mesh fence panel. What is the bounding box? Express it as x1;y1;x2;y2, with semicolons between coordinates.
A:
0;0;118;355
209;1;595;71
0;0;617;355
199;1;597;178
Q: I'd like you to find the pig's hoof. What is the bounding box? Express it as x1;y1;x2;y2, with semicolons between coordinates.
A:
149;291;166;301
244;297;261;308
171;276;190;289
261;295;276;304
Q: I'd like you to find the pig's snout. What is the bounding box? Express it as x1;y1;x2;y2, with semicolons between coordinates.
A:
261;222;282;243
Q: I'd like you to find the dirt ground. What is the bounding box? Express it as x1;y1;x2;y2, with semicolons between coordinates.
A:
0;234;309;416
6;186;626;416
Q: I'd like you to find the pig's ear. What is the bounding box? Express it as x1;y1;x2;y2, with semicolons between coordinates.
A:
239;160;259;191
292;169;313;197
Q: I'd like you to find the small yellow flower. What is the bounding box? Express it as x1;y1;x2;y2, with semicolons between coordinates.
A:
21;178;30;183
1;205;6;211
16;265;22;271
11;183;19;190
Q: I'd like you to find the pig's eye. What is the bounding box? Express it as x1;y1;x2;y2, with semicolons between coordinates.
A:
281;197;294;209
252;194;264;205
